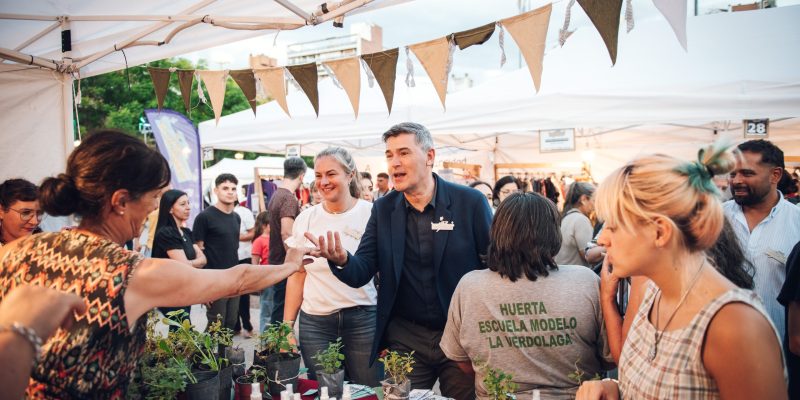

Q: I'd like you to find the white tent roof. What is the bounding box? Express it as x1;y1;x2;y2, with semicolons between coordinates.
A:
0;0;407;183
199;5;800;166
0;0;403;77
200;74;447;155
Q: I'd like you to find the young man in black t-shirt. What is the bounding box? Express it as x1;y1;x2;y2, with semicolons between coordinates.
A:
193;173;241;331
267;157;306;325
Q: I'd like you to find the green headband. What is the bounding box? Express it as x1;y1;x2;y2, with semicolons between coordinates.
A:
676;147;721;195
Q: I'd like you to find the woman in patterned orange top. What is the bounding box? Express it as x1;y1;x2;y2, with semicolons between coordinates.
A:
577;142;786;400
0;130;307;399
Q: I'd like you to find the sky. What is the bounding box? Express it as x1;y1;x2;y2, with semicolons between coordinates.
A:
181;0;800;86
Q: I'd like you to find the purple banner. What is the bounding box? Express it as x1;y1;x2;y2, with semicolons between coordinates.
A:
145;109;203;227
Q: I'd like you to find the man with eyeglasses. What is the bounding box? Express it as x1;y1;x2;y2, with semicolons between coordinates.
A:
0;179;43;247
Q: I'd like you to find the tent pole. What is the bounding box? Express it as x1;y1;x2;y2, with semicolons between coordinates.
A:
73;0;217;71
313;0;374;24
14;21;61;51
274;0;312;22
0;47;60;70
0;13;58;21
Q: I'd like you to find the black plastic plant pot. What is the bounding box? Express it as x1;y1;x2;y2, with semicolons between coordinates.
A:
226;347;246;379
317;369;345;397
265;352;301;396
185;370;220;400
218;365;233;400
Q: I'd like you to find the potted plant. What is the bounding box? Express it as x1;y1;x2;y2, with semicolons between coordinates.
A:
134;311;190;400
482;366;518;400
378;349;415;399
313;337;346;397
234;366;268;400
162;310;223;400
256;321;301;396
208;317;236;400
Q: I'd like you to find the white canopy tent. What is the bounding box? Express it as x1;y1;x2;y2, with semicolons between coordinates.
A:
199;5;800;181
0;0;404;182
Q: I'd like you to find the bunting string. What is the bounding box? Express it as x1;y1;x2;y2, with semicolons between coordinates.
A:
142;0;670;122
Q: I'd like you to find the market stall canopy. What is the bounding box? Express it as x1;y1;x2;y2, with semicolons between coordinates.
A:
199;5;800;158
0;0;407;77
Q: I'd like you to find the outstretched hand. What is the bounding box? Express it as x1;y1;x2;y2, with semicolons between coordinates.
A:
285;246;314;270
304;231;348;266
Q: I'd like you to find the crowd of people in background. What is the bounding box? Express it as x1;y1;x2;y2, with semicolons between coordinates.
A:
1;122;800;399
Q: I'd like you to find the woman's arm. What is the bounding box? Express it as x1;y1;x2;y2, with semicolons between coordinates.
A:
192;245;207;268
283;269;306;325
704;303;787;400
124;247;308;325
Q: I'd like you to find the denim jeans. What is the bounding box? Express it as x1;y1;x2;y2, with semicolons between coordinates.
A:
298;306;382;387
259;286;275;332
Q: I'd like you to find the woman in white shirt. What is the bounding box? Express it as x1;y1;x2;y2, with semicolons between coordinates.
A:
284;147;379;387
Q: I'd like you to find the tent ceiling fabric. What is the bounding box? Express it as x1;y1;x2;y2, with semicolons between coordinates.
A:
0;0;408;77
200;6;800;155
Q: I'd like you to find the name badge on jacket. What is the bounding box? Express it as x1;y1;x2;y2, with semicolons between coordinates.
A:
431;217;454;232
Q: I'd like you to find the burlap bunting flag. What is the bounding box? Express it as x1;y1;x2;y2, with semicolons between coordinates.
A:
452;22;496;50
653;0;687;51
197;70;228;125
409;38;451;109
323;57;361;118
499;3;552;93
230;69;258;116
177;70;195;114
287;63;319;117
577;0;623;65
361;48;398;114
147;67;172;111
254;68;290;117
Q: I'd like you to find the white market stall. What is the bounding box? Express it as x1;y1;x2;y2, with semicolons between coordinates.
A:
199;5;800;182
0;0;404;183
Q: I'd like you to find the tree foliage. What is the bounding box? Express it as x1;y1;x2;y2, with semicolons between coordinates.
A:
77;58;250;138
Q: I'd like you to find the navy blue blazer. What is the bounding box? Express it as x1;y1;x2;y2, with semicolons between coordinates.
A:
329;174;493;363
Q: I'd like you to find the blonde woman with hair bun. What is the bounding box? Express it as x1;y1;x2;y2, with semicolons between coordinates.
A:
577;142;787;400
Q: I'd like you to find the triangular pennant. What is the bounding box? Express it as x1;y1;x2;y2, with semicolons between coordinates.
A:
452;22;496;50
287;63;319;117
197;70;228;125
147;67;172;111
409;37;451;109
499;3;552;92
177;69;195;114
652;0;687;51
577;0;623;65
361;48;398;114
230;69;258;116
323;57;361;118
254;68;290;117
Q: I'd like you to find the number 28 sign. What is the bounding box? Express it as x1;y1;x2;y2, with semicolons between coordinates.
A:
743;119;769;138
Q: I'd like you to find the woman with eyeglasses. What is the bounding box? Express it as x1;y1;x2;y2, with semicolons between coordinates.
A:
0;179;43;247
492;175;522;207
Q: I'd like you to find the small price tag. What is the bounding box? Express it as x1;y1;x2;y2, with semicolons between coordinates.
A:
743;119;769;138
